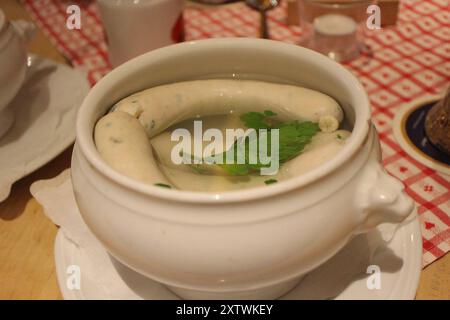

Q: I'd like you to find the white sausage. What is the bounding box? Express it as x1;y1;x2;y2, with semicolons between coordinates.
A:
279;130;351;179
114;79;343;138
94;111;169;185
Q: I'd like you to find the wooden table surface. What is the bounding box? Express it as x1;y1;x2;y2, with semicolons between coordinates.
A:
0;0;449;300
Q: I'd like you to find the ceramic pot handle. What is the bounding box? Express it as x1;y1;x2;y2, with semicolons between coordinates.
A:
355;157;415;233
10;20;36;44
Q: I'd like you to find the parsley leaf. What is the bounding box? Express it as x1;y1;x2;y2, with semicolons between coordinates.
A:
185;110;320;176
218;111;319;175
239;110;277;129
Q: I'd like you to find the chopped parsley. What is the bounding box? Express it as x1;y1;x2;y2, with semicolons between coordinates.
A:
154;183;172;189
264;179;278;185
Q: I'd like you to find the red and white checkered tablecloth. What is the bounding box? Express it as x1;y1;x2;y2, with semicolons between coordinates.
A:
22;0;449;267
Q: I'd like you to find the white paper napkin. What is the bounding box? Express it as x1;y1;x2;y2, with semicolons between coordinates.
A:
30;169;140;299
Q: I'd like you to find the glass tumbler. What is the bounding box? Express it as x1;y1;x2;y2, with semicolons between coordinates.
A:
98;0;184;68
298;0;372;62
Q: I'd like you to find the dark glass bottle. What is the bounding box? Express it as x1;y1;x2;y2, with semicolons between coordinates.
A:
425;87;450;155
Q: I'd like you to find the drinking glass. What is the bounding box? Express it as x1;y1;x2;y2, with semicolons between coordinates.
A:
298;0;372;62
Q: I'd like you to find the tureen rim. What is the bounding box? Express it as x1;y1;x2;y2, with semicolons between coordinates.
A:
76;38;371;203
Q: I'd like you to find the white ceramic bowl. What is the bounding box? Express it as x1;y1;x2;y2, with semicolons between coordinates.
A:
72;38;414;299
0;10;35;138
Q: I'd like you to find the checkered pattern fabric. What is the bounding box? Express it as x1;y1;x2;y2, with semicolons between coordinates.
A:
22;0;449;267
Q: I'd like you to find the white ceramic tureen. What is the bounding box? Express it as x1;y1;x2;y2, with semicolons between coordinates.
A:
0;9;35;138
72;38;415;299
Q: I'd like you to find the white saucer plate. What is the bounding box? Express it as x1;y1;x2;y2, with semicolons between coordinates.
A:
54;216;422;300
0;55;89;202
